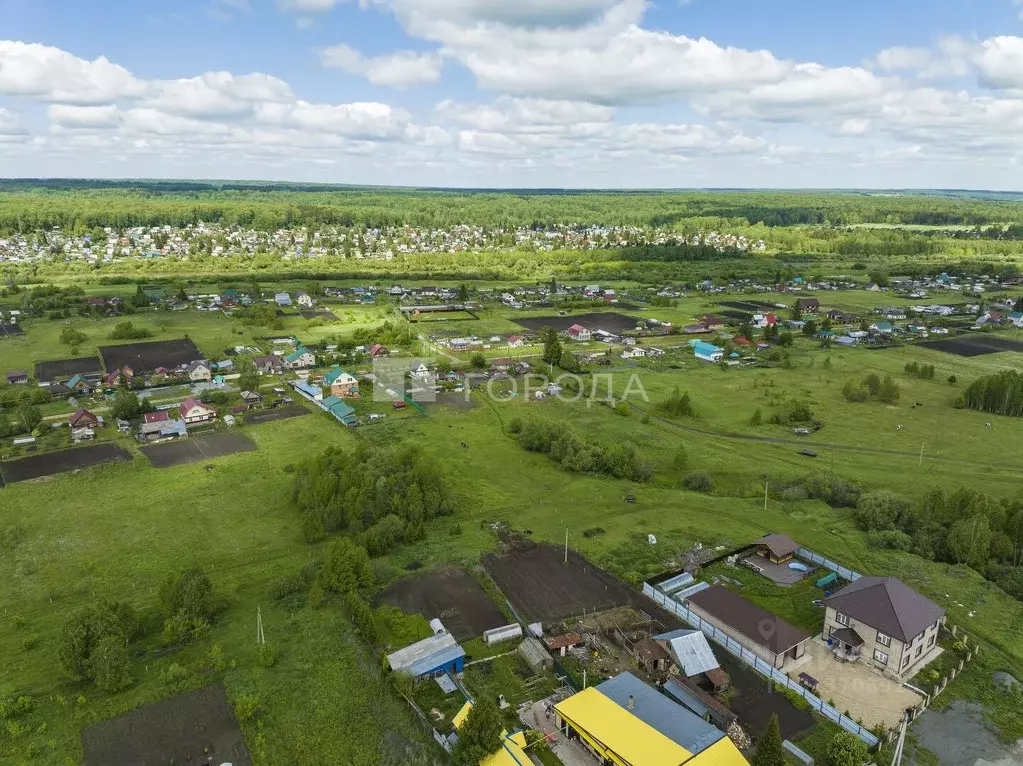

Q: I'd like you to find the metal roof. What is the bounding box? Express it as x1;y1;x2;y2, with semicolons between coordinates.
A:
824;577;945;643
595;673;724;756
654;630;720;678
386;632;465;677
687;585;810;654
755;533;800;559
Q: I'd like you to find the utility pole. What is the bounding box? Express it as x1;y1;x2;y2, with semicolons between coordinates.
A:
763;480;769;512
919;443;924;469
564;528;569;565
582;669;587;690
256;606;265;645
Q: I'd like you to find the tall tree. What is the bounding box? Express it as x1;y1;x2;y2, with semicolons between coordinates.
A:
540;326;562;366
452;698;503;766
750;714;785;766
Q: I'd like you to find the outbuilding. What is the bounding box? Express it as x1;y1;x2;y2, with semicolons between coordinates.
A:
386;632;465;680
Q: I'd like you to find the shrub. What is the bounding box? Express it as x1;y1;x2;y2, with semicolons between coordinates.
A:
842;380;869;402
656;386;696;418
507;417;522;434
257;643;279;668
749;408;763;426
682;472;714;493
269;575;304;601
235;694;260;722
614;402;630;417
868;529;913;551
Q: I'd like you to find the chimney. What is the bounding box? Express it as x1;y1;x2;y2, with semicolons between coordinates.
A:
627;695;635;710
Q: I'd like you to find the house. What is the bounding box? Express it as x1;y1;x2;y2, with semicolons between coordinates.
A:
452;703;531;766
826;310;854;322
385;631;465;680
253;355;283;375
701;314;726;331
186;360;213;383
507;335;524;348
553;673;747;766
621;347;647;359
5;370;28;384
545;632;583;657
285;346;316;370
408;362;432;381
870;321;895;334
104;366;134;386
144;410;169;424
796;297;820;314
180;397;217;425
1010;312;1023;328
274;292;292;307
583;285;601;297
566;324;592;341
69;408;100;429
240;390;263;406
687;585;810;670
693;342;723;363
323;366;360;398
296;291;314;308
322;395;359;426
753;313;777;329
755;533;799;564
823;576;945;680
633;637;670;674
136;418;187;442
653;629;728;692
369;344;388;358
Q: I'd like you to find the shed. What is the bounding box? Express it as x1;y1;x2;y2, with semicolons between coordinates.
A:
386;632;465;680
755;533;800;564
518;637;554;673
633;637;670;674
545;632;584;657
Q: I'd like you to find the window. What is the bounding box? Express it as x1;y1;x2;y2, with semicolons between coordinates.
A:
928;636;936;648
835;612;848;627
877;632;891;647
916;646;923;658
873;649;889;665
903;654;911;668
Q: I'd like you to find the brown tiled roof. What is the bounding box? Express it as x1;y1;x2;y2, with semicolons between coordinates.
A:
824;577;945;643
687;585;810;654
756;533;800;559
634;638;669;663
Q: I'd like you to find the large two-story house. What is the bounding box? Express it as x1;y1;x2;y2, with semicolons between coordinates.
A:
823;576;945;680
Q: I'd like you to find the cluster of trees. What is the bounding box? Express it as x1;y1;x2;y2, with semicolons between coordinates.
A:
508;418;651;481
904;362;937;380
769;400;822;428
956;370;1023;417
842;373;900;404
109;321;152;340
656;386;696;418
855;488;1023;601
293;444;457;550
58;567;217;694
0;400;43;438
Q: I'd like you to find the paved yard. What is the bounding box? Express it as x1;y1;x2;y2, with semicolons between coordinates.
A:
742;555;810;586
793;640;923;729
521;698;595;766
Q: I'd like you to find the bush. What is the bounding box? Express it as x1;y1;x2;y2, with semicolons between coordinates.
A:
656;386;696;418
235;694;260;722
269;574;304;601
507;417;522;434
257;643;279;668
614;402;630;417
749;408;763;426
682;472;714;493
842;380;869;402
109;321;152;340
868;529;913;551
321;539;372;594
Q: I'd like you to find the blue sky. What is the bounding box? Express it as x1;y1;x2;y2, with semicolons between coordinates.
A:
2;0;1023;188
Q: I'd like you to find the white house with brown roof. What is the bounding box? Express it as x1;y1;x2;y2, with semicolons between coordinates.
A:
823;577;945;680
180;397;217;425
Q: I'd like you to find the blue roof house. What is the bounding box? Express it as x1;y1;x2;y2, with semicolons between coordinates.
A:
693;342;724;363
275;292;292;307
386;632;465;680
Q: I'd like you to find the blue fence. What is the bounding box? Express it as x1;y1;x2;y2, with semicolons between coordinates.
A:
643;582;879;749
796;547;862;582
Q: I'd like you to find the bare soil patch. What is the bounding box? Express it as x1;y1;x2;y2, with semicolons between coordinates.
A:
514;312;641;335
720;300;776;312
376;565;506;640
141;432;256;468
0;443;132;485
300;308;338;320
918;335;1023;357
81;684;250;766
34;356;102;380
483;542;641;624
99;338;203;371
245;404;310;424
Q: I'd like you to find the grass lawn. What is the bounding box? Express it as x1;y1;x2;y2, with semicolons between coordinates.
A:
702;562;827;634
0;414;437;765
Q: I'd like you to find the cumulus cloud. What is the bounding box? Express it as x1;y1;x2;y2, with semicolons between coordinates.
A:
973;36;1023;90
320;44;443;87
145;72;293;118
0;107;28;136
436;97;614;132
0;41;145;103
48;104;121;128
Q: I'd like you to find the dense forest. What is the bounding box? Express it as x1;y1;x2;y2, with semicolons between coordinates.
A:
3;182;1023;233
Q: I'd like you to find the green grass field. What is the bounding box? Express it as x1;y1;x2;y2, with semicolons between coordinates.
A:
4;291;1023;762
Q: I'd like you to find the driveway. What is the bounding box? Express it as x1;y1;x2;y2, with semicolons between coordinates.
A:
794;640;922;729
521;699;595;766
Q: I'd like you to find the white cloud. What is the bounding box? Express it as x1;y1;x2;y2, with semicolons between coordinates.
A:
973;36;1023;90
0;107;27;136
145;72;293;118
48;104;121;128
436;97;614;132
278;0;347;11
320;44;443;87
0;41;145;104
